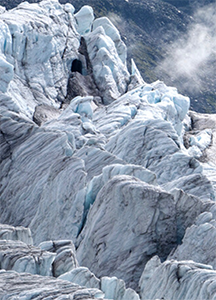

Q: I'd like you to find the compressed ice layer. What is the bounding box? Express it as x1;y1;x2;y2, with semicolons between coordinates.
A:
93;17;127;64
84;163;157;216
39;240;79;277
140;258;216;300
169;209;216;269
190;129;212;151
0;0;81;117
85;25;130;104
59;267;100;289
101;276;140;300
0;224;33;245
0;55;13;92
77;175;177;290
0;240;55;276
0;269;104;299
1;1;216;296
74;5;94;35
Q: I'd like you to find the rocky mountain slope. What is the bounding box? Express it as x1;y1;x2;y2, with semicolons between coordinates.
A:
1;0;216;299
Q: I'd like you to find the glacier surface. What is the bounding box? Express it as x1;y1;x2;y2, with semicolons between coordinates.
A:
1;0;216;299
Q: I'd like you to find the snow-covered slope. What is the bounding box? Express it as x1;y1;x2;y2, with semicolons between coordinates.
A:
1;0;216;299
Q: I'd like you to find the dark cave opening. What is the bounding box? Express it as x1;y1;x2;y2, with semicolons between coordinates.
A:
71;59;83;74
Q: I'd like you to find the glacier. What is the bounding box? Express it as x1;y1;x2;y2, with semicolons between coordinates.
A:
1;0;216;299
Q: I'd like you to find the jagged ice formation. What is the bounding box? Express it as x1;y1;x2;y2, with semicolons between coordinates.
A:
1;0;216;299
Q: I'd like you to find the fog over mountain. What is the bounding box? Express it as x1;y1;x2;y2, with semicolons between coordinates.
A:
157;2;216;112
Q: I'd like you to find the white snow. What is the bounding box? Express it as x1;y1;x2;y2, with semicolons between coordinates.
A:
187;145;203;158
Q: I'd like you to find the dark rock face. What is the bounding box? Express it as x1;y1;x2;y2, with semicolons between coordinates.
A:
66;72;101;102
33;105;61;126
78;37;93;75
66;37;102;103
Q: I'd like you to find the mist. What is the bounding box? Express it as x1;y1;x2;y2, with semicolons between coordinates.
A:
157;3;216;95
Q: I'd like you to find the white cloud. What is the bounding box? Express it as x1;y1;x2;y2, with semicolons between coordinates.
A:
157;3;216;93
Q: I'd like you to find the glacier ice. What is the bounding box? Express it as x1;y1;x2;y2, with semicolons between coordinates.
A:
139;258;216;300
59;267;100;289
0;240;55;276
64;3;75;15
79;163;157;234
93;17;127;65
0;269;105;299
101;276;140;300
76;175;177;289
0;114;87;244
184;110;216;194
0;224;33;245
76;173;214;290
187;144;203;158
84;25;130;104
0;0;130;114
1;0;216;298
0;0;81;117
168;208;216;269
190;128;212;151
128;59;145;91
0;55;13;92
74;5;94;35
105;119;180;168
39;240;79;277
0;222;140;300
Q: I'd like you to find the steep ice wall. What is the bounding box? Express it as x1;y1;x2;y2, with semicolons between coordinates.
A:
1;63;215;292
140;258;216;300
168;208;216;269
0;0;130;118
0;222;141;300
0;0;80;117
0;269;105;299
